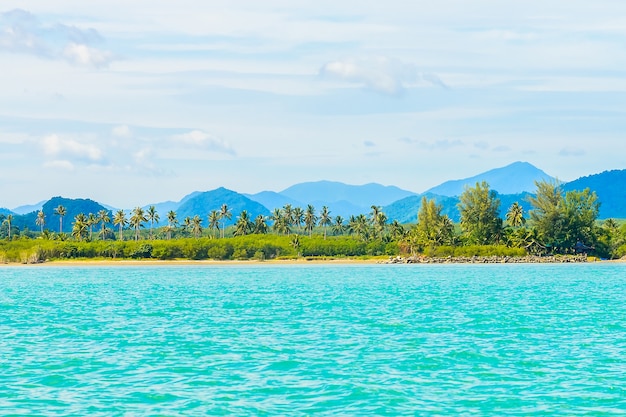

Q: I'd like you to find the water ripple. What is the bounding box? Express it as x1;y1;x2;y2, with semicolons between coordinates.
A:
1;264;626;415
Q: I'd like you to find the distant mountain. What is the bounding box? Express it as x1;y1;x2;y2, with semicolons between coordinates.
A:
563;169;626;219
279;181;416;213
245;191;303;212
12;200;46;215
13;196;110;233
426;161;554;196
177;187;270;226
0;207;15;216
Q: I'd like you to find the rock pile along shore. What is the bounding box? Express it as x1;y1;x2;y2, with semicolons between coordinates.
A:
382;255;589;264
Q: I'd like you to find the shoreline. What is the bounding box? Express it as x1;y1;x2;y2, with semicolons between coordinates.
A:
1;255;623;267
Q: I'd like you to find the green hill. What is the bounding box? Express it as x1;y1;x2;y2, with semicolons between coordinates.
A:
562;169;626;219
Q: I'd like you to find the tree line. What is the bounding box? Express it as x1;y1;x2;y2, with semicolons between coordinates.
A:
2;180;625;260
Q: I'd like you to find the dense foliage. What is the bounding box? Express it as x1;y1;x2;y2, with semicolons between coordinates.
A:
2;180;625;263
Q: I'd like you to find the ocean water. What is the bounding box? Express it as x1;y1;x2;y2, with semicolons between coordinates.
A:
1;263;625;415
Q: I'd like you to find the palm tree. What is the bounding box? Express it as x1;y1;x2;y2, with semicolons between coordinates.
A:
332;215;345;236
97;209;111;240
113;210;127;241
147;205;159;240
290;234;301;257
234;210;252;236
370;205;382;224
253;214;268;234
282;204;293;235
208;210;220;239
72;213;88;241
292;207;304;233
353;214;370;241
375;211;388;237
219;204;232;238
506;202;525;228
183;216;192;236
54;205;67;233
304;204;317;237
3;214;13;239
130;207;147;241
319;206;331;239
87;213;97;240
389;220;406;240
166;210;178;240
191;215;203;238
36;210;45;233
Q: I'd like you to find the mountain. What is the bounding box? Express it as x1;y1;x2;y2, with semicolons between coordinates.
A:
426;161;554;196
142;191;203;225
279;181;416;214
12;200;46;215
563;169;626;219
244;191;303;212
13;196;111;233
0;208;15;216
177;187;270;226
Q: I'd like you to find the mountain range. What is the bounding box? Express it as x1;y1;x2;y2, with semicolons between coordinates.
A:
2;162;625;233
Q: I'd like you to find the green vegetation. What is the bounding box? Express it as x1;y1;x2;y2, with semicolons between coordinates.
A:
2;180;625;263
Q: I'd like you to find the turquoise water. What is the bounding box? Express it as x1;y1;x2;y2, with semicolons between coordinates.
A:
1;264;625;415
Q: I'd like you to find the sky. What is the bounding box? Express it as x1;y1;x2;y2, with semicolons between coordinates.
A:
2;1;626;209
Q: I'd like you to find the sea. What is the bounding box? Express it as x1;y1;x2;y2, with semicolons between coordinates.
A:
1;263;625;415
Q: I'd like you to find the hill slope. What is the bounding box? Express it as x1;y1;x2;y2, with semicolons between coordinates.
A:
426;161;554;196
562;169;626;219
13;196;110;233
177;187;270;226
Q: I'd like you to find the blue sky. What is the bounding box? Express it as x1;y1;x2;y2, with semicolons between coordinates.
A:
2;1;626;209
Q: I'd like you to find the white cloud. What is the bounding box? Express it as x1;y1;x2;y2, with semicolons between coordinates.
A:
0;9;115;68
42;134;104;163
63;43;113;68
319;56;447;95
171;130;236;155
43;159;74;170
112;125;132;138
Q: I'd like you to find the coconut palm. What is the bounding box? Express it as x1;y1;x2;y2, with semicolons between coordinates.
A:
332;215;345;236
36;210;45;233
234;210;252;236
54;205;67;233
292;207;304;233
319;206;331;239
389;220;406;240
191;215;203;238
113;210;127;241
375;211;388;237
506;202;525;228
166;210;178;240
72;213;88;241
253;214;268;234
370;206;382;224
87;213;97;240
147;206;159;239
219;204;232;238
208;210;220;239
130;207;147;241
96;210;110;240
3;214;13;239
290;234;301;257
282;204;293;235
304;204;317;237
182;216;192;236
